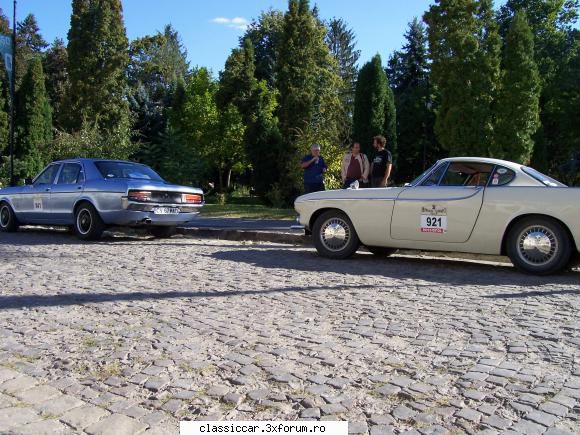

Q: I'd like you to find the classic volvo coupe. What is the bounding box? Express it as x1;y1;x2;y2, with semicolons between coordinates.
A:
295;157;580;275
0;158;204;240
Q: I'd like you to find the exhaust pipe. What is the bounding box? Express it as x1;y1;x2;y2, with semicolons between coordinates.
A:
142;218;152;225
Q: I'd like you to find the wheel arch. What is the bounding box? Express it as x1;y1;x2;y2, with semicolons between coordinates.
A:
73;198;96;214
500;213;576;256
309;207;350;230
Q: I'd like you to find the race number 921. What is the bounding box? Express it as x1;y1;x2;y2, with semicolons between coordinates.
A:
420;214;447;233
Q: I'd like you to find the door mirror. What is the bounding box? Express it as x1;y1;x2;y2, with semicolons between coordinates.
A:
349;180;359;190
404;182;410;187
24;178;33;185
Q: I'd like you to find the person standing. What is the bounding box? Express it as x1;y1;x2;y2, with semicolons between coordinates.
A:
370;135;392;187
341;142;369;188
301;144;327;194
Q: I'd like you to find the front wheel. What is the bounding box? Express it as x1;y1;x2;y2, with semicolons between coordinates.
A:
506;216;572;275
150;226;176;238
0;202;19;232
312;210;360;259
366;246;398;257
74;203;105;241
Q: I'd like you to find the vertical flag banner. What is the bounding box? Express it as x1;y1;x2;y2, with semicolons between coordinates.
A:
0;35;13;84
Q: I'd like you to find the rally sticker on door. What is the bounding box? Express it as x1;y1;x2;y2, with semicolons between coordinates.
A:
33;197;43;210
420;205;447;233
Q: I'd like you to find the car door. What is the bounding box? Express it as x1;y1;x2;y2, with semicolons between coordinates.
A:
19;164;61;223
390;162;493;243
50;162;85;224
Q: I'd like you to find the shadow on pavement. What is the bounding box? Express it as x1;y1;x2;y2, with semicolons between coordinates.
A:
0;284;377;310
210;248;580;288
482;289;580;298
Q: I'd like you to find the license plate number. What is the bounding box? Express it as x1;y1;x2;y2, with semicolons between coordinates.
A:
153;207;180;215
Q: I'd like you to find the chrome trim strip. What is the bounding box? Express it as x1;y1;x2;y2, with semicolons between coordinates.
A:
299;198;396;202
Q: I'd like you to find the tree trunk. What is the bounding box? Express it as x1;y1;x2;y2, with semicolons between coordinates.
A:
226;168;232;190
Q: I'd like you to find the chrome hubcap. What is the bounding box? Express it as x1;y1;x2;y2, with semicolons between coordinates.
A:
517;225;558;266
77;209;92;235
320;217;350;251
0;206;10;227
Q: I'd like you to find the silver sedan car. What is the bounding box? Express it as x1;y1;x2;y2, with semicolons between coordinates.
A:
0;158;204;240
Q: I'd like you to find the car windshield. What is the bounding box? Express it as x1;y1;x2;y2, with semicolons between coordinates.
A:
522;167;566;187
409;164;438;186
95;161;164;181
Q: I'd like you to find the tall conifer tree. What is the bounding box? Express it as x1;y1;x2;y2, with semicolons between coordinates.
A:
15;57;52;176
352;54;388;157
65;0;131;154
425;0;501;157
495;12;540;163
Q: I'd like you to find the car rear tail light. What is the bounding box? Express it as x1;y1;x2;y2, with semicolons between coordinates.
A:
128;190;152;202
182;193;203;204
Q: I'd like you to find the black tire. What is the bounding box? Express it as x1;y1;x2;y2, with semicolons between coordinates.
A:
312;210;360;259
0;201;19;232
73;202;105;241
366;246;398;257
150;226;176;238
506;216;572;275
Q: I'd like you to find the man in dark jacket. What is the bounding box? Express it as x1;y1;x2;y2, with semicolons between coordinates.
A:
370;135;392;187
301;144;327;193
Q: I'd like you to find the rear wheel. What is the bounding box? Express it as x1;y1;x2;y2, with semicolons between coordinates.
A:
506;216;572;275
0;202;19;232
366;246;398;257
150;226;176;238
312;210;360;259
74;203;105;241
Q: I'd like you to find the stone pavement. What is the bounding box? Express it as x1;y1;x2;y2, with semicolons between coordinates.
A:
0;231;579;434
184;217;297;232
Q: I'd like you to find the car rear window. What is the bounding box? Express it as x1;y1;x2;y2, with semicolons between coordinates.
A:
95;161;164;181
522;167;566;187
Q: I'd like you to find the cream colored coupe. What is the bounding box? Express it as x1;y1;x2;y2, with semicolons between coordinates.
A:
294;157;580;275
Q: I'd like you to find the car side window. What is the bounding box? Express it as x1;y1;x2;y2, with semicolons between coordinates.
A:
34;165;61;185
439;162;493;187
488;166;515;186
420;164;447;186
57;163;84;185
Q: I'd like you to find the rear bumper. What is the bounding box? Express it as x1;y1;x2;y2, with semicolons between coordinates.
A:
100;209;200;226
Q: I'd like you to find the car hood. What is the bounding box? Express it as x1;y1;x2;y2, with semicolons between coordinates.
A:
295;187;405;204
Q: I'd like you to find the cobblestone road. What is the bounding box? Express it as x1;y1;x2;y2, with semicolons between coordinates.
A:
0;231;579;434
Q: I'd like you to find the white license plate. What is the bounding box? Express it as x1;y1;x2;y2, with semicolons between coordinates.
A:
420;214;448;233
153;207;180;215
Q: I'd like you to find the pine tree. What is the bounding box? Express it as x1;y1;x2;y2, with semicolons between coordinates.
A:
388;18;441;181
425;0;501;157
352;54;388;157
16;14;48;88
242;10;285;87
15;56;52;177
65;0;131;155
128;25;188;170
276;0;343;197
495;12;540;164
325;17;360;141
0;59;9;156
217;38;283;195
43;38;69;130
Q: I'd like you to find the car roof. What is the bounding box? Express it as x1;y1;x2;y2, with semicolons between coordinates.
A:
439;157;523;171
51;158;143;165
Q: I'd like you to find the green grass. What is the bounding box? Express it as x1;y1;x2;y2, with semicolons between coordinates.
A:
200;203;295;220
200;195;295;220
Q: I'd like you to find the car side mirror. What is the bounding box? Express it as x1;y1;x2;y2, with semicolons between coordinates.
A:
349;180;359;190
404;183;410;187
24;178;33;185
